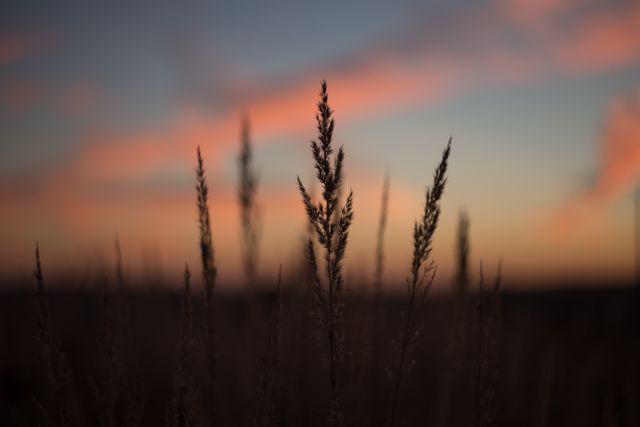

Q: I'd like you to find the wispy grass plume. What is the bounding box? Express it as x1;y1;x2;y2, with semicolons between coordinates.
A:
297;80;354;427
238;116;260;287
388;138;452;427
195;146;217;425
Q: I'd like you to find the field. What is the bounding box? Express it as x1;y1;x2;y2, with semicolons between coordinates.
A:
1;282;638;426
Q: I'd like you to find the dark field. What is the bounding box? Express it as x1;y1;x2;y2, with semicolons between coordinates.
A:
1;282;639;426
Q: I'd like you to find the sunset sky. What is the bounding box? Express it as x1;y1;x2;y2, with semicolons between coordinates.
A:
1;0;639;289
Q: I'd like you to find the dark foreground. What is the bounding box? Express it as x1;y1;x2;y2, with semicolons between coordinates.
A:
1;283;639;426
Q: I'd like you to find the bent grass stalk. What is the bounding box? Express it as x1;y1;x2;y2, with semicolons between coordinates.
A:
388;139;452;427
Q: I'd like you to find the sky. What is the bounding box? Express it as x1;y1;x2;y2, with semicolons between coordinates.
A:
0;0;639;290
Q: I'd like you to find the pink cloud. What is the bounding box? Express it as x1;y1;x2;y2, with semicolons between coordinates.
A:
6;0;640;182
551;2;640;73
2;79;103;114
0;32;48;66
60;82;100;116
497;0;587;26
1;79;42;111
550;88;640;237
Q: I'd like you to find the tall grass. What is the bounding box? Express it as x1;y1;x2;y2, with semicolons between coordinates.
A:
368;173;390;420
109;236;145;427
167;264;197;427
456;211;470;293
114;236;125;293
238;117;260;286
388;138;451;427
437;210;471;427
253;266;282;427
90;280;121;427
33;243;74;427
474;262;502;427
195;146;217;425
374;173;390;298
297;80;354;426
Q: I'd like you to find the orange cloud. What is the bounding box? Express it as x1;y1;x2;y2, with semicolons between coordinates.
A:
7;0;640;187
30;58;453;198
551;88;640;237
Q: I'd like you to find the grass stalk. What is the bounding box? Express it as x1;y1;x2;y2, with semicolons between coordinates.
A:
195;146;217;426
474;261;502;427
238;116;260;287
297;80;354;427
33;242;73;427
253;266;282;427
374;172;390;299
167;264;197;427
388;138;451;427
456;211;470;293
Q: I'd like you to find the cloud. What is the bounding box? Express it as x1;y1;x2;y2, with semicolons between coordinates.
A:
550;88;640;237
60;82;100;116
1;79;43;111
551;1;640;74
0;32;48;66
7;0;640;176
1;79;103;114
497;0;591;26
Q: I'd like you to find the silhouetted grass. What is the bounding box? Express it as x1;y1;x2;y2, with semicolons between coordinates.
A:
474;262;502;427
389;138;451;427
238;116;260;287
33;243;75;427
167;265;197;427
456;211;470;293
253;266;282;427
195;146;217;426
298;80;354;427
